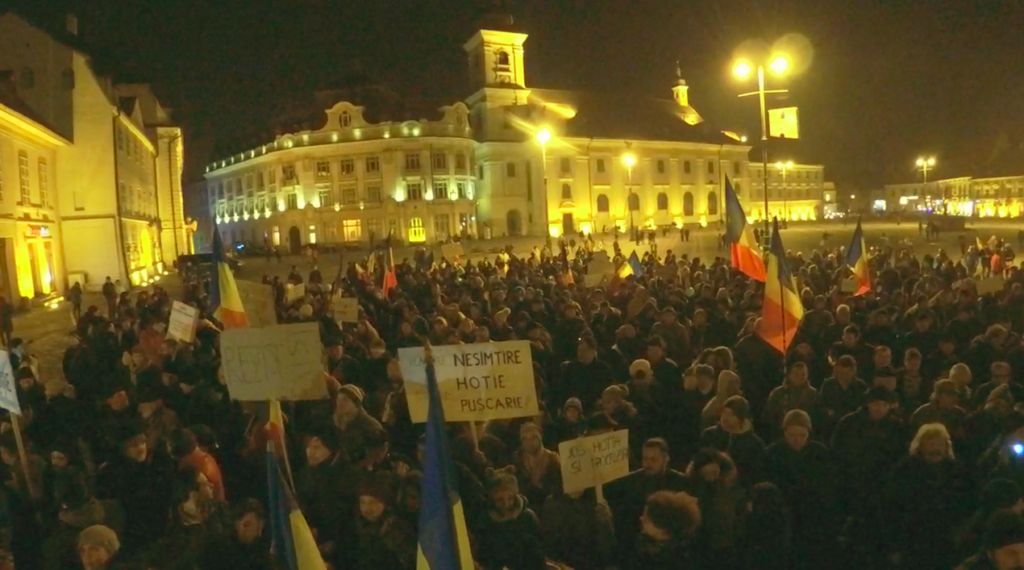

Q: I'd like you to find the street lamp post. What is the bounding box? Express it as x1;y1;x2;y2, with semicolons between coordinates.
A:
776;160;794;221
623;152;637;242
735;54;789;239
916;156;936;184
536;128;551;240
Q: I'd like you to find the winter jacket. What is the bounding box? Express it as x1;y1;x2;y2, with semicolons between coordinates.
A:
474;495;546;570
540;491;615;570
333;408;385;461
605;468;689;559
699;423;766;488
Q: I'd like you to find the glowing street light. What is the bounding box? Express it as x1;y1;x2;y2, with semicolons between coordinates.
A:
733;61;752;79
916;156;936;184
535;128;551;146
770;56;789;75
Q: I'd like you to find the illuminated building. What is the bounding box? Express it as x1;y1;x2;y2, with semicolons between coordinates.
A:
0;80;66;301
746;162;828;222
0;11;188;289
884;175;1024;218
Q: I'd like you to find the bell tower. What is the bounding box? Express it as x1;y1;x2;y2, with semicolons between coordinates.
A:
464;4;528;94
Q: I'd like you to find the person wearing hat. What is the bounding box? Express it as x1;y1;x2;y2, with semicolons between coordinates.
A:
474;466;546;570
77;525;122;570
764;410;833;567
955;509;1024;570
699;396;767;488
333;382;385;461
548;397;586;448
911;378;967;440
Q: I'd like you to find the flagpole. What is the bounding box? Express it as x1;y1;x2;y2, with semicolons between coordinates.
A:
774;218;790;377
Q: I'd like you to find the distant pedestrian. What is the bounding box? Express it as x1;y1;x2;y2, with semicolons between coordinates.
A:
67;282;83;323
101;277;117;320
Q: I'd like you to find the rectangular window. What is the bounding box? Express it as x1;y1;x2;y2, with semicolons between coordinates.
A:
596;159;605;173
38;158;48;206
319;188;334;207
707;161;715;174
286;192;299;210
657;160;665;174
316;161;331;178
269;169;277;184
684;160;692;174
246;190;254;199
506;162;516;178
433;153;447;169
18;151;30;204
366;184;382;203
455;154;467;170
560;157;571;174
457;181;467;199
408;183;423;200
365;156;380;173
256;197;266;212
308;224;317;244
256;173;264;188
246;175;254;189
342;187;357;204
118;182;128;210
434;214;451;240
342;219;363;242
434;181;448;199
368;218;382;239
283;164;296;181
340;159;355;176
405;153;421;171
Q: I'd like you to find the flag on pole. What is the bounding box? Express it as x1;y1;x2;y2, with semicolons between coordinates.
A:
768;107;799;139
845;218;871;296
724;177;767;282
417;347;475;570
210;225;249;329
617;251;644;279
757;219;804;353
266;401;328;570
382;235;398;300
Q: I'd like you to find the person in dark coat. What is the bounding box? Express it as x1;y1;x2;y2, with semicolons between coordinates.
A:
556;337;614;412
198;499;276;570
699;396;766;487
955;508;1024;570
817;355;868;437
956;479;1024;561
540;486;616;570
295;427;351;557
627;490;702;570
735;483;792;570
474;467;546;570
763;410;835;570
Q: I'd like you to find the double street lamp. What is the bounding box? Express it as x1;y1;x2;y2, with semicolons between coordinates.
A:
916;156;936;183
622;152;637;241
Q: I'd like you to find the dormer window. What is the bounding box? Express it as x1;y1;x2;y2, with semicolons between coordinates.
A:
495;50;510;69
340;111;352;128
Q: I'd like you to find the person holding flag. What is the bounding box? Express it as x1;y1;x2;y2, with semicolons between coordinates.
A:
846;218;872;296
383;233;398;300
724;177;766;282
617;251;644;279
757;218;804;353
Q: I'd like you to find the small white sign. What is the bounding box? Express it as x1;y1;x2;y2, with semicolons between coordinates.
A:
286;283;306;303
236;280;276;328
441;243;465;261
558;431;630;494
167;301;199;343
333;294;359;323
0;351;20;415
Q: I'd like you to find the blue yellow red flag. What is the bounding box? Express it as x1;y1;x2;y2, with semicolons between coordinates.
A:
757;219;804;353
417;347;475;570
845;218;871;296
210;226;249;329
724;177;766;282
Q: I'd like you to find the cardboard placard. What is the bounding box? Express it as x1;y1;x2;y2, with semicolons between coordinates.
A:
333;294;359;323
977;277;1005;296
221;323;327;401
167;301;199;343
286;283;306;303
583;273;605;287
236;280;276;328
558;431;631;494
840;278;859;293
589;261;615;277
0;351;20;415
399;340;538;423
441;243;465;260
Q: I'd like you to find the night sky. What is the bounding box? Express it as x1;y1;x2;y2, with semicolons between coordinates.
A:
23;0;1024;189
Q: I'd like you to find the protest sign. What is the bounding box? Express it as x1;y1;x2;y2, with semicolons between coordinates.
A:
558;431;631;494
333;294;359;323
236;280;276;328
167;301;199;343
657;265;678;280
286;283;306;303
589;260;614;278
399;340;538;423
0;351;20;415
977;277;1005;296
221;322;327;401
583;273;606;287
441;243;465;261
840;278;859;293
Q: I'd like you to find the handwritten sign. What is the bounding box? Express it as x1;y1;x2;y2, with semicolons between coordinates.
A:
441;243;465;261
0;351;20;415
167;301;199;343
558;431;630;494
221;323;327;401
286;283;306;303
236;280;276;327
333;294;359;323
399;340;538;423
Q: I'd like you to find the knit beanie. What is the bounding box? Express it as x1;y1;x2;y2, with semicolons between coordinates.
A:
984;509;1024;551
339;384;364;407
783;409;812;432
722;395;750;422
519;422;543;440
78;525;120;555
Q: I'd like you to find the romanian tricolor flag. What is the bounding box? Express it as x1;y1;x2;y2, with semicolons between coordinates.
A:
757;219;804;353
266;401;328;570
382;237;398;300
210;226;249;329
617;251;644;279
845;218;871;296
724;177;766;282
417;348;475;570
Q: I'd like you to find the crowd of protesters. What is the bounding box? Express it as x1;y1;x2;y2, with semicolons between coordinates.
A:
4;231;1024;570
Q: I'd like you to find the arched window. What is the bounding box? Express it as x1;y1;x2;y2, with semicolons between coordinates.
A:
20;68;34;89
683;192;694;216
496;51;510;68
561;183;572;200
657;192;668;211
707;192;718;215
628;193;640;212
597;194;610;213
340;111;352;128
